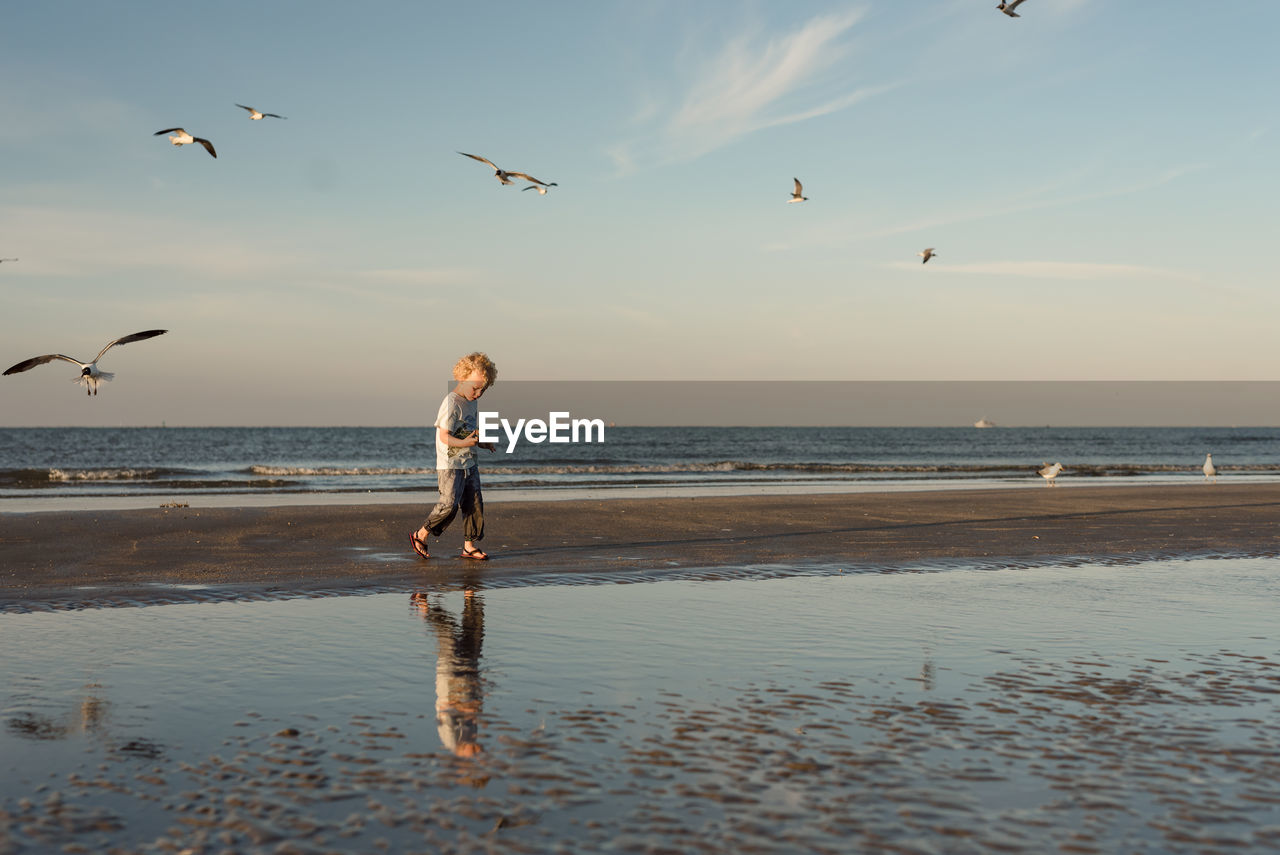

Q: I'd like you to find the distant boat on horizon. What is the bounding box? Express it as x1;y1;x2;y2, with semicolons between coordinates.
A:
974;418;996;428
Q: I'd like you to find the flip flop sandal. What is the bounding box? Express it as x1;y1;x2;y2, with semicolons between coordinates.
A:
409;532;430;559
460;546;489;561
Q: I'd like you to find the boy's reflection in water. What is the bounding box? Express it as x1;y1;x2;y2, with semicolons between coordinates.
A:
410;589;485;757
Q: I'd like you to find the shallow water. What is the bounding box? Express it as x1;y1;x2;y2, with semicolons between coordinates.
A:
2;558;1278;854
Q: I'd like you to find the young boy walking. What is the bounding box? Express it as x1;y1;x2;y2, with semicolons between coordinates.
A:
411;352;497;560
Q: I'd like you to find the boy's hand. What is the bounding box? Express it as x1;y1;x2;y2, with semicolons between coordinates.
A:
465;431;494;451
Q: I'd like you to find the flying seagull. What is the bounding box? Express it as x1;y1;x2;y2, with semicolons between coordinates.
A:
0;258;16;263
1203;453;1217;483
997;0;1028;17
919;248;937;264
3;330;168;396
154;128;217;158
1037;461;1063;486
458;152;520;185
236;104;286;120
788;178;808;203
518;174;558;194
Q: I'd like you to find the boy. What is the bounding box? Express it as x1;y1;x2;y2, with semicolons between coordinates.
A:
411;352;497;560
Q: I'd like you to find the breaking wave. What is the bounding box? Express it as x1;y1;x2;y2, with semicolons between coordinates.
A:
246;461;1274;478
0;467;301;492
247;465;436;476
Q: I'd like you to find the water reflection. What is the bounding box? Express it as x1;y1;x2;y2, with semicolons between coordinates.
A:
5;683;167;760
6;684;109;741
2;558;1279;854
919;658;935;690
410;590;485;758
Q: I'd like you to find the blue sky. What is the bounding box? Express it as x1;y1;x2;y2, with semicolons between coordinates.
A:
1;1;1275;426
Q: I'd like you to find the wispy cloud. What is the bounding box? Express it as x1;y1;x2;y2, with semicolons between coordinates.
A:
0;205;481;314
354;268;476;287
0;71;148;146
882;259;1204;282
882;255;1273;302
0;205;309;279
763;160;1207;252
873;163;1207;242
305;267;480;307
614;8;887;169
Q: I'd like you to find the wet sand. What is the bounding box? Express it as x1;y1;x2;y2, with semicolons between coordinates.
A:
2;483;1278;608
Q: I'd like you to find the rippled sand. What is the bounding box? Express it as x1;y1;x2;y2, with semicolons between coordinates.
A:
4;651;1279;853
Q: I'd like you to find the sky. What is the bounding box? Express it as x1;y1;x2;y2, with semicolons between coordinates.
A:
0;1;1276;426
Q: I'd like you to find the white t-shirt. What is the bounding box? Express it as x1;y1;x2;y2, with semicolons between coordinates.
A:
434;391;479;470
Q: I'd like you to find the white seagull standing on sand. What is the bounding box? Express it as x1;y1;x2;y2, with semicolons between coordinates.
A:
236;104;286;120
789;178;808;203
154;128;217;158
3;330;168;396
1203;453;1217;482
997;0;1028;17
1038;461;1063;486
919;248;937;264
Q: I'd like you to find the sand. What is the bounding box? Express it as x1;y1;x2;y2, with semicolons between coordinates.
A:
2;482;1277;609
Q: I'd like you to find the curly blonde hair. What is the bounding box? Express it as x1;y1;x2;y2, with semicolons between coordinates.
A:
452;352;498;388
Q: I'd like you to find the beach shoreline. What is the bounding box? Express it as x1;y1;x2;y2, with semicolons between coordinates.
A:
3;482;1277;610
6;472;1278;515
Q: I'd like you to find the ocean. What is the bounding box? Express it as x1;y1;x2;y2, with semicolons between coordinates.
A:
1;425;1277;503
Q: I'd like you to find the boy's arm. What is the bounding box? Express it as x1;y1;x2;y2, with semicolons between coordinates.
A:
437;426;480;448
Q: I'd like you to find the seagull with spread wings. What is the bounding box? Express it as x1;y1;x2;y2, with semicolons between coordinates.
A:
236;104;286;120
154;128;217;158
788;178;808;203
458;152;521;185
919;248;937;264
997;0;1028;17
518;174;558;194
0;258;16;264
4;330;169;396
